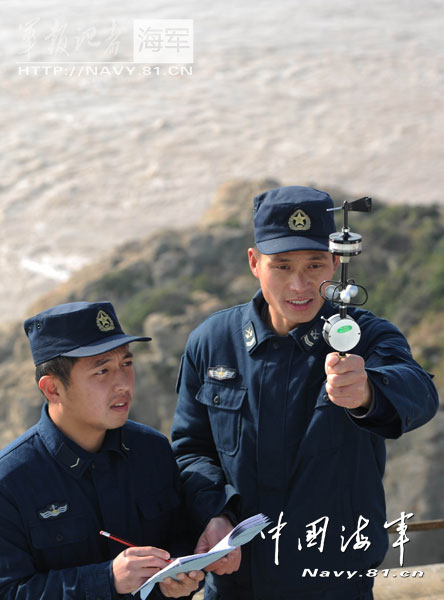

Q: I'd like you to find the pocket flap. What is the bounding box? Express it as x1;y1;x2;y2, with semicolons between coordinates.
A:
30;515;88;549
197;381;246;411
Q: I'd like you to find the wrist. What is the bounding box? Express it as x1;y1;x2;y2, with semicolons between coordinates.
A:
219;512;237;527
349;380;376;418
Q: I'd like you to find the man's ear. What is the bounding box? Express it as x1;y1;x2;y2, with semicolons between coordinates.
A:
38;375;63;404
248;247;260;279
333;254;340;272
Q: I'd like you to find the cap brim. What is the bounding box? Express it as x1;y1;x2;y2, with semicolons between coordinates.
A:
61;333;151;358
257;235;330;255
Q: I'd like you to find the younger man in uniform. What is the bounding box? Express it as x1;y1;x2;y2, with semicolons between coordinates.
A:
0;301;204;599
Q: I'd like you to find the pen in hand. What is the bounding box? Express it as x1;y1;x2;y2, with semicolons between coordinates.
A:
99;530;173;562
100;530;136;547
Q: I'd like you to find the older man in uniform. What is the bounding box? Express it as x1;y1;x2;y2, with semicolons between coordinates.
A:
171;186;438;600
0;301;203;599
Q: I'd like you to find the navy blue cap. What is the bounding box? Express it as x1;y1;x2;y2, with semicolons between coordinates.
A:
24;301;151;366
253;186;336;254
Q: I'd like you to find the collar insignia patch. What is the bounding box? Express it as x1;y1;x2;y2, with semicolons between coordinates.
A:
96;309;115;332
207;366;237;381
243;321;257;350
302;327;322;348
288;209;311;231
38;502;69;520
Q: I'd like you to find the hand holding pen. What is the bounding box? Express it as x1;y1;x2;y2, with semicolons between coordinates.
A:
101;530;172;554
101;530;204;597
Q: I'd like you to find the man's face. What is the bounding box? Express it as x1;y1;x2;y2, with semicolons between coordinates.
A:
46;345;135;452
248;248;339;335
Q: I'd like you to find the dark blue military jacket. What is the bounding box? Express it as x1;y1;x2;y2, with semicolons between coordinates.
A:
0;405;193;599
172;291;438;599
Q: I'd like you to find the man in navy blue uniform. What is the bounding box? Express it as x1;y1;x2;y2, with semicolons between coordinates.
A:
171;186;439;599
0;301;204;599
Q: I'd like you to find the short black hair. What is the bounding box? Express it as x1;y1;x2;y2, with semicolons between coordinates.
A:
35;355;79;390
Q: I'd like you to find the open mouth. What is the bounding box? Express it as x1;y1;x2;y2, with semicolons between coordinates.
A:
110;401;130;411
288;299;311;305
285;298;314;312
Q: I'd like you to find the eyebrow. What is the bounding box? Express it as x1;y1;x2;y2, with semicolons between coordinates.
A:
90;350;133;368
268;255;292;262
308;254;330;261
268;253;329;262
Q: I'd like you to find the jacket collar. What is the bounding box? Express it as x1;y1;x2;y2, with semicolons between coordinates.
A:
241;290;275;353
242;290;336;353
37;404;129;479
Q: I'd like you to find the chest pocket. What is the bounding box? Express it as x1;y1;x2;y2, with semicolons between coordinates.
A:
30;515;89;549
29;515;90;571
196;381;246;456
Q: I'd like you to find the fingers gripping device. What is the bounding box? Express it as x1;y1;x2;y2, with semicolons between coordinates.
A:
319;197;372;355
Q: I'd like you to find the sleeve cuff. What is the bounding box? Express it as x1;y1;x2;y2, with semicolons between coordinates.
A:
82;560;117;600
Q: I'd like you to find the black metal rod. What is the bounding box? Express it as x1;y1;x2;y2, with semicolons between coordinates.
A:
343;201;349;235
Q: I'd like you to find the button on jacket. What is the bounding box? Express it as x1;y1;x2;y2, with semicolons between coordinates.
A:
172;290;438;599
0;405;192;600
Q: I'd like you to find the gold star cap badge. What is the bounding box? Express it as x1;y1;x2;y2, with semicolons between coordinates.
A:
96;309;115;332
288;208;311;231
